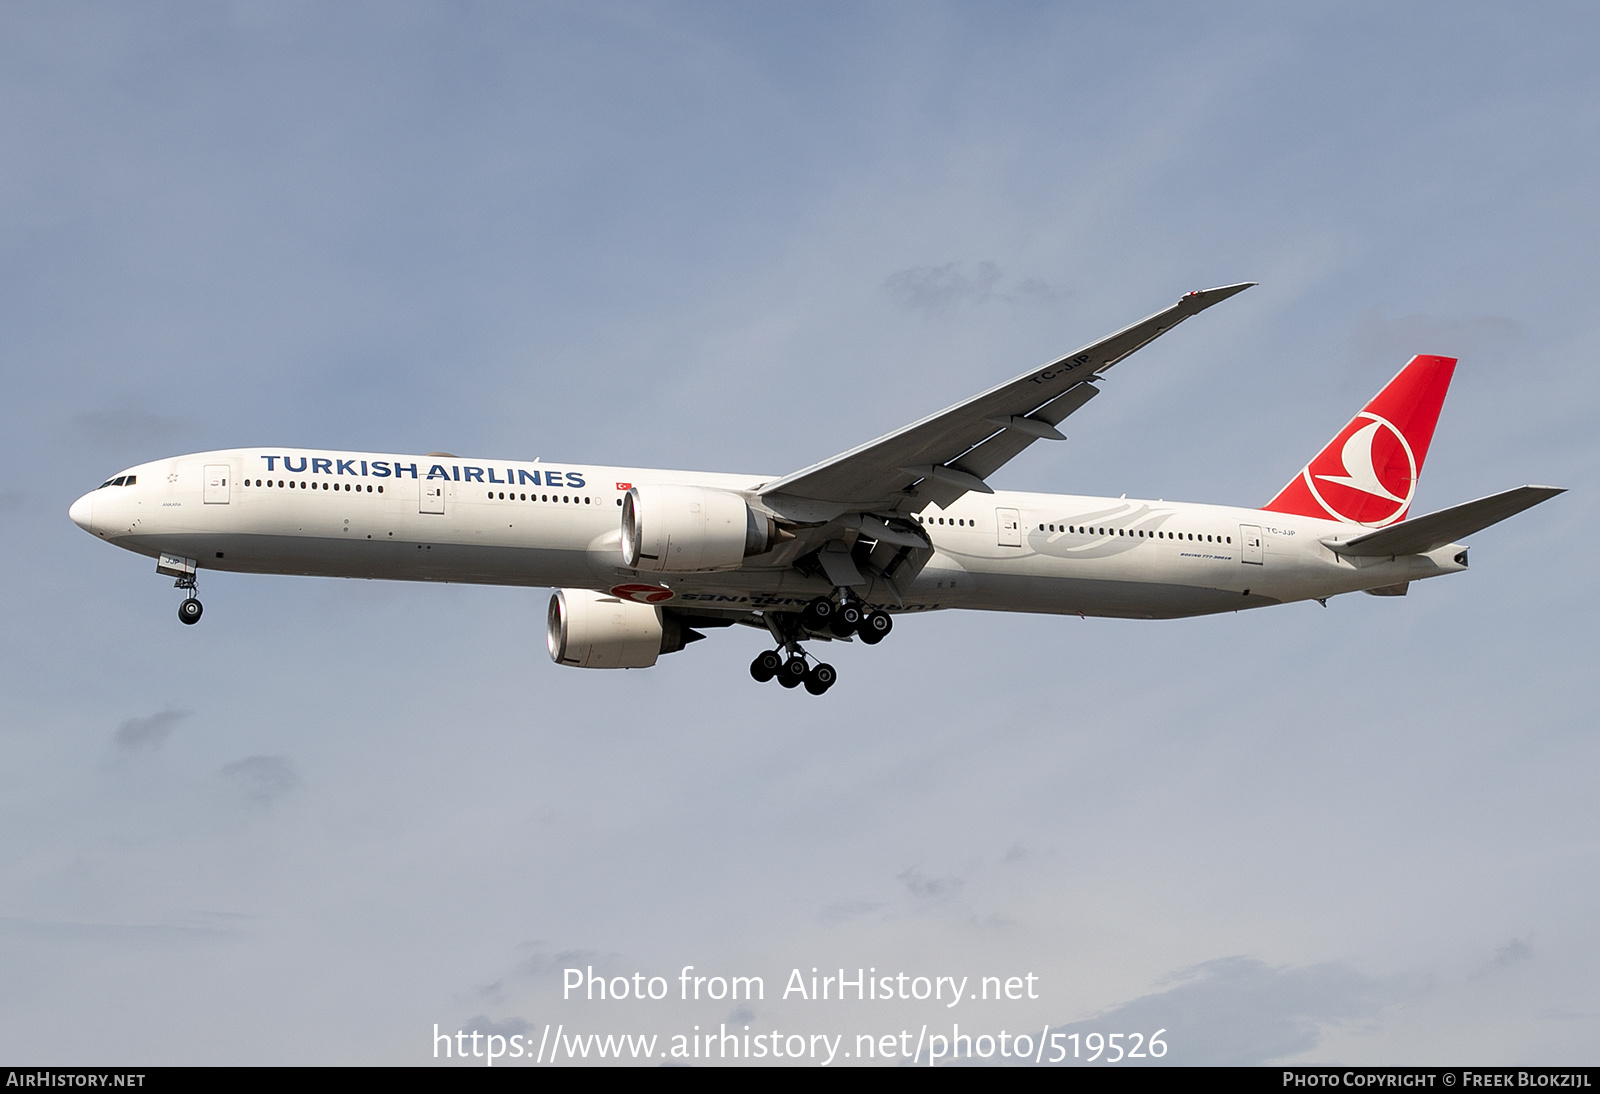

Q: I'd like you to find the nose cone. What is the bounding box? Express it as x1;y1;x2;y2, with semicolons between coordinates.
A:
69;492;94;533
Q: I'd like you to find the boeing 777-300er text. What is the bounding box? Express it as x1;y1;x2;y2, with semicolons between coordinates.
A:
69;283;1563;694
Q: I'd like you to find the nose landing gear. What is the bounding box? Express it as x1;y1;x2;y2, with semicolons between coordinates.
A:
158;555;204;625
175;573;203;625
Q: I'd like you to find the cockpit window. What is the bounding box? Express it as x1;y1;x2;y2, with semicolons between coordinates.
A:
97;475;134;489
124;475;135;486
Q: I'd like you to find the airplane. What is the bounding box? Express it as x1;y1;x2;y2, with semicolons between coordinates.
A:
67;283;1563;695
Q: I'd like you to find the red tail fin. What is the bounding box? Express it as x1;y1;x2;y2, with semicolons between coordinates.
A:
1263;355;1456;527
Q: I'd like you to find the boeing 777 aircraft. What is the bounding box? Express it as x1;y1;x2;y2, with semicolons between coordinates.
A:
68;284;1562;694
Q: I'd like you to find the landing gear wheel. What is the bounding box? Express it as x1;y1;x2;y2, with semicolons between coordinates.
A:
778;655;809;688
178;598;203;625
804;662;837;695
830;604;862;638
750;649;783;682
800;596;834;632
859;610;892;644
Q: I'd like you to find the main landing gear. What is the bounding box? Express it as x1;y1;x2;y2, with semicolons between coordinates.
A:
748;595;894;695
799;594;891;643
749;649;837;695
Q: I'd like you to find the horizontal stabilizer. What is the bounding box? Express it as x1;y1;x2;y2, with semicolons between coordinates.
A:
1325;485;1565;557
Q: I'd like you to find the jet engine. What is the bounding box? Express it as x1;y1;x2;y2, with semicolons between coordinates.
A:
546;588;698;669
620;484;774;573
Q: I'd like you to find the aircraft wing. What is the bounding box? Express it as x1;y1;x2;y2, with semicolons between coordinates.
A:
1325;485;1565;557
758;282;1255;514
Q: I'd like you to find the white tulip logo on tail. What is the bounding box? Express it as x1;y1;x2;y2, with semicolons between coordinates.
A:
1302;413;1417;526
1262;354;1456;529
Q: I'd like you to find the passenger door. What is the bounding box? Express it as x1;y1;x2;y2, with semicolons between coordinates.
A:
996;508;1022;547
421;481;446;514
1240;524;1263;564
203;464;231;504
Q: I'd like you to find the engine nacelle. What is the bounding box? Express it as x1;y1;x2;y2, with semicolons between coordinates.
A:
548;588;682;669
546;589;702;669
620;484;771;573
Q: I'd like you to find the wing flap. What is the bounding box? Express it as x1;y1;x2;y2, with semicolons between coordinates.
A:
1325;485;1564;557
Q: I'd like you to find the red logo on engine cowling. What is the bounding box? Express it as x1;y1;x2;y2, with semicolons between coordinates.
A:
610;583;673;604
1303;412;1417;526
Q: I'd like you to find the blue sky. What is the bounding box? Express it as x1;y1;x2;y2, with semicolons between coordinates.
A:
1;1;1595;1065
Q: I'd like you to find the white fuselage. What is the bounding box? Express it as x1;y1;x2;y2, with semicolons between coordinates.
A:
70;447;1467;618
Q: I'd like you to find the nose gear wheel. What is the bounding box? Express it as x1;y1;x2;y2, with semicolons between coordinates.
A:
173;572;203;625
